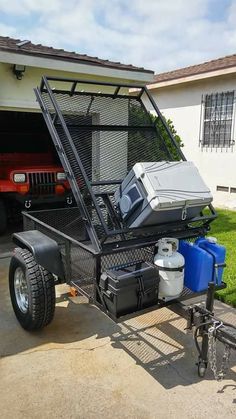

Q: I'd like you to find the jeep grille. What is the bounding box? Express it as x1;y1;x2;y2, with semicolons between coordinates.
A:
29;172;56;195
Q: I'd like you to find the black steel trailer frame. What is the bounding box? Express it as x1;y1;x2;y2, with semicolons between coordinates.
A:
9;76;236;379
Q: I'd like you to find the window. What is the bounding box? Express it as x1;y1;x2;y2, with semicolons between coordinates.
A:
201;91;235;148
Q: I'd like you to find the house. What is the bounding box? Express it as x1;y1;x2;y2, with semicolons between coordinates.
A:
0;36;154;234
0;36;153;110
145;54;236;208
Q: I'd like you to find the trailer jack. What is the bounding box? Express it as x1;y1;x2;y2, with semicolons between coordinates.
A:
185;282;236;379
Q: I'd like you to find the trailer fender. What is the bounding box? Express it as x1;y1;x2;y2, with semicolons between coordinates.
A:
12;230;65;280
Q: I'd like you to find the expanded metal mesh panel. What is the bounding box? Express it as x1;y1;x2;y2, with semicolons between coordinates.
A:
42;92;153;126
36;80;191;247
64;242;96;298
23;212;65;244
23;207;111;242
24;208;88;242
41;91;176;183
101;246;155;272
70;244;95;280
23;215;35;231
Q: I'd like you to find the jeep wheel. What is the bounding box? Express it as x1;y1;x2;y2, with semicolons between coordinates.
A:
0;200;7;234
9;248;55;331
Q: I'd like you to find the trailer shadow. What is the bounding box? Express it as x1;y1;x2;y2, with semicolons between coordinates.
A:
110;307;236;389
1;270;236;390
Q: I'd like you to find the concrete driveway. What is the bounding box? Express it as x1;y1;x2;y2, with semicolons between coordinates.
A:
0;256;235;419
0;222;22;256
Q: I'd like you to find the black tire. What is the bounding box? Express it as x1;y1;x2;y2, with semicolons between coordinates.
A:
9;248;55;331
0;199;7;234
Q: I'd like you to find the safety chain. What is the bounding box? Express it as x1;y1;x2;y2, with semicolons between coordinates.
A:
208;321;231;380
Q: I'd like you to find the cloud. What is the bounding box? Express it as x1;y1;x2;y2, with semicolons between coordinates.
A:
0;0;236;73
0;23;16;37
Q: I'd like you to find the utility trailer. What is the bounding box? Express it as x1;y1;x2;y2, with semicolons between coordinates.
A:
9;76;236;379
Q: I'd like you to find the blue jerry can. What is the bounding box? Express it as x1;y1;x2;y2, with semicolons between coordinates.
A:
179;241;213;292
195;237;226;286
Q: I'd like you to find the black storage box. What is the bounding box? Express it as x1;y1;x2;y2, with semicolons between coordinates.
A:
99;261;159;318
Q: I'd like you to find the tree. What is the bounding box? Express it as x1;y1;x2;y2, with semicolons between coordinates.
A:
155;114;184;160
128;104;184;168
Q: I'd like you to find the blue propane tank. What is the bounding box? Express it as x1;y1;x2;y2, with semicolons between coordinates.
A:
178;241;213;292
195;236;226;286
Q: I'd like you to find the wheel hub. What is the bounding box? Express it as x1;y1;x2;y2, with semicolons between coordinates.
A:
14;267;29;313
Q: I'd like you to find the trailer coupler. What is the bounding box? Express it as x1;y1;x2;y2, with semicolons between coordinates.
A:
186;282;236;379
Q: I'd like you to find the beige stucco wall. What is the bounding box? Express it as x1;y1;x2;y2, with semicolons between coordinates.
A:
0;61;138;111
145;74;236;208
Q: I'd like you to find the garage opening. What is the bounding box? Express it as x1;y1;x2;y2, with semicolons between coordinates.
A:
0;110;71;239
0;110;58;158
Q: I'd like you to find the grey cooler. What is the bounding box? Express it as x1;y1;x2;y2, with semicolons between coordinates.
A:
114;161;213;228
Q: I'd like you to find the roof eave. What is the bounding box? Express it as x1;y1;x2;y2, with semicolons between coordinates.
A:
0;49;154;83
148;65;236;89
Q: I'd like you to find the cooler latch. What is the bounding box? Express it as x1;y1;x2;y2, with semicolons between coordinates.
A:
181;205;188;221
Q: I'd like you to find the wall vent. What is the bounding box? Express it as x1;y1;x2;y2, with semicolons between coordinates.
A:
216;185;229;192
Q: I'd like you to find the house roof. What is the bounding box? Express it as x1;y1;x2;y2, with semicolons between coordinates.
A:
152;53;236;84
0;36;153;74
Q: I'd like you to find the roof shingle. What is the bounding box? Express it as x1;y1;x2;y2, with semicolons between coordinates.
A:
0;36;153;74
152;54;236;84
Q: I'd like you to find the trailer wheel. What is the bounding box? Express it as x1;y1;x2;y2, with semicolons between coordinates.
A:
9;248;55;331
0;200;7;234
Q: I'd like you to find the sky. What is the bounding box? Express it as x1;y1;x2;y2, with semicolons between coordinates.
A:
0;0;236;74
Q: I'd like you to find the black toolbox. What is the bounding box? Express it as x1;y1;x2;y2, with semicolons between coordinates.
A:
99;261;159;318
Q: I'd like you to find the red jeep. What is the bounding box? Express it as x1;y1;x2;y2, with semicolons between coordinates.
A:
0;152;72;234
0;111;72;234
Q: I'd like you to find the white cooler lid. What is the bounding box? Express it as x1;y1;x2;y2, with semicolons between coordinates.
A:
133;161;213;209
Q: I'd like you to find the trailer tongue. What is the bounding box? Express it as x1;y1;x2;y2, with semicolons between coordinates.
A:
8;76;236;379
